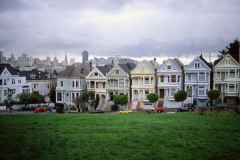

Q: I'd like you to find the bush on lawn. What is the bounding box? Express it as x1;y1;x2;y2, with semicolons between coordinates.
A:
55;103;64;113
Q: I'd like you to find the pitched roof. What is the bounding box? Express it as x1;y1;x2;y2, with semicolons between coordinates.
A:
118;63;136;74
214;57;223;66
19;69;51;80
97;65;114;76
173;58;184;69
58;65;85;78
0;64;18;75
199;54;212;69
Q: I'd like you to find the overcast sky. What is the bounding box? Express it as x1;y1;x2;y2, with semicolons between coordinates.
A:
0;0;240;63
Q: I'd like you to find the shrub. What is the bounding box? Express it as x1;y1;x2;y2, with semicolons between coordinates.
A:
55;103;64;113
174;90;187;102
207;89;220;105
147;93;159;103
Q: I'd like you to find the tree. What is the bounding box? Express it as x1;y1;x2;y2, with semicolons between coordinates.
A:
80;91;96;109
48;86;56;103
31;91;44;104
147;93;159;103
113;95;128;110
94;94;100;110
207;89;220;105
218;39;240;60
18;93;32;107
174;90;187;107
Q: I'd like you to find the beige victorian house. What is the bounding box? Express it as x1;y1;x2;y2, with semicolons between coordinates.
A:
130;60;158;110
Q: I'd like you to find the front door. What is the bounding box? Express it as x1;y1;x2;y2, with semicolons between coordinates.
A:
160;89;164;98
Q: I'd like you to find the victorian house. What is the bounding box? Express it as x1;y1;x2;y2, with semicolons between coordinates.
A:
157;58;184;109
19;69;53;102
185;55;211;106
213;54;240;104
56;64;86;104
130;60;158;110
85;65;113;110
105;63;136;110
0;64;32;103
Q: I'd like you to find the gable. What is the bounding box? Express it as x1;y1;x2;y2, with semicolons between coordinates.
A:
0;68;12;77
107;65;128;77
131;63;154;74
158;59;181;72
186;57;211;71
215;54;240;68
86;68;105;79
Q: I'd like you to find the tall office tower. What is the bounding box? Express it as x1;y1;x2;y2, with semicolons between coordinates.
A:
46;57;51;65
53;57;58;66
28;56;34;66
70;58;75;65
64;52;68;66
0;51;3;64
82;51;88;63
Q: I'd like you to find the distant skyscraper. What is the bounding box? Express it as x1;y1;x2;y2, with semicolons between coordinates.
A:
0;51;3;64
53;57;58;66
82;51;88;63
64;52;68;66
70;58;75;65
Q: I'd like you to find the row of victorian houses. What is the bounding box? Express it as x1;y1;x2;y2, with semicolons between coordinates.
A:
55;53;240;111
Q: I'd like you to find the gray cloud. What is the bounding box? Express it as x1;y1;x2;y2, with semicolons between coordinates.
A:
0;0;239;60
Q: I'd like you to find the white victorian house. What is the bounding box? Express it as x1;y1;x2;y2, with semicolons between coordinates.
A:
213;54;240;104
56;64;86;104
157;58;184;108
185;55;211;106
85;65;113;110
0;64;32;103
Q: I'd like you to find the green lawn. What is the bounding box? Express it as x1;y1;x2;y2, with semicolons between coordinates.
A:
0;113;240;160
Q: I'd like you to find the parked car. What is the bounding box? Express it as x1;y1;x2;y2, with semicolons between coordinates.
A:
119;110;133;114
18;106;30;111
178;103;195;112
89;110;104;114
34;108;46;113
156;107;164;113
210;103;228;110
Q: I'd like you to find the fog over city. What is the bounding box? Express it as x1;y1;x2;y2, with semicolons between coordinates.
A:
0;0;240;63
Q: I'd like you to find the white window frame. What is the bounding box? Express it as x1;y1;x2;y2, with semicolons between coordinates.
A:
119;79;124;87
199;72;205;81
229;84;235;92
110;80;114;87
135;78;138;85
171;88;176;97
194;63;200;68
199;86;205;96
188;74;191;81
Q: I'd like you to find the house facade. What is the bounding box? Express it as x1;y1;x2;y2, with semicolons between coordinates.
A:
56;65;86;104
185;55;211;106
130;60;158;110
106;63;136;110
157;58;184;108
0;64;32;103
213;54;240;104
85;65;113;110
19;69;53;102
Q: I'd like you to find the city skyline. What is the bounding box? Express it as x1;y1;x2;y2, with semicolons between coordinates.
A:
0;0;239;63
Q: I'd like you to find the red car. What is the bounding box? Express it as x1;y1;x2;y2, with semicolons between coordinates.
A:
156;107;164;113
34;108;46;113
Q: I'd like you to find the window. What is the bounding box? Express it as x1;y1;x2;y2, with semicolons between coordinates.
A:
171;75;176;83
160;76;164;82
72;81;75;88
110;80;114;87
217;72;221;78
135;78;138;84
199;86;205;96
90;81;95;88
34;84;37;88
76;81;79;88
199;72;205;81
12;79;15;84
4;79;7;85
206;73;209;81
103;82;105;88
229;84;235;92
171;88;176;97
168;76;170;82
18;79;21;84
4;90;7;96
229;70;235;78
48;84;50;88
76;93;79;97
61;81;63;87
125;79;129;87
0;79;2;85
119;79;124;87
145;77;149;84
194;63;200;68
186;86;192;97
188;74;191;81
116;70;119;74
167;65;171;70
57;93;62;101
95;72;98;76
72;93;75;99
145;90;149;98
178;75;180;82
226;57;231;64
